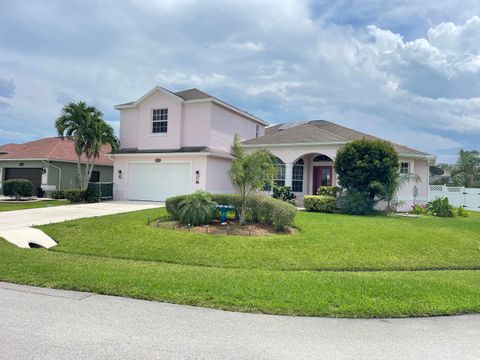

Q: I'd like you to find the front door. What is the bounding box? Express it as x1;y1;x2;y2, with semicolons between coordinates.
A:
313;166;332;194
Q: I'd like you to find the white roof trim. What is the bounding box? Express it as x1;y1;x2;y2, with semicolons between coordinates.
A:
188;98;269;126
398;153;435;161
114;86;269;126
114;86;184;109
243;141;347;148
110;151;232;159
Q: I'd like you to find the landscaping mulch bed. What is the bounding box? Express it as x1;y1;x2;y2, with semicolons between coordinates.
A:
151;219;296;236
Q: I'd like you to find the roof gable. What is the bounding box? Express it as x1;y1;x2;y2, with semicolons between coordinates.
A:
114;86;184;109
115;85;269;125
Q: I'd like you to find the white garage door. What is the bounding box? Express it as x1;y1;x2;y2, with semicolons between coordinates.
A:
127;162;192;201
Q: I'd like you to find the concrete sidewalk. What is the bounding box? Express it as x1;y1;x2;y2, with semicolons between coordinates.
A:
0;201;163;248
1;282;479;360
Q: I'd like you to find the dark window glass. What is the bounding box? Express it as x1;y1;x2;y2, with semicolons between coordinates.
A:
292;159;303;192
90;171;100;182
313;154;333;161
152;108;168;133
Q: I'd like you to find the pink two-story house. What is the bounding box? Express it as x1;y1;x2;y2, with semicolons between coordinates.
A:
112;86;268;201
112;86;434;209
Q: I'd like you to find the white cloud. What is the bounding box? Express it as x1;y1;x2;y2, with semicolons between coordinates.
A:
0;0;479;163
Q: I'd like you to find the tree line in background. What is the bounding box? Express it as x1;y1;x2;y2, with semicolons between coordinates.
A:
432;149;480;188
55;101;120;189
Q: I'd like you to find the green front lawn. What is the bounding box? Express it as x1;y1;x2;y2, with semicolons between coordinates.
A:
0;209;480;317
43;209;480;271
0;199;69;212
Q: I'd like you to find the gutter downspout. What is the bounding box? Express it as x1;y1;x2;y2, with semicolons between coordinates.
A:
41;160;62;190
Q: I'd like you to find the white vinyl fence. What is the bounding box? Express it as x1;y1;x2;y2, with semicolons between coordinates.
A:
428;185;480;211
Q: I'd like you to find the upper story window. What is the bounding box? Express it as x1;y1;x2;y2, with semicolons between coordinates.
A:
400;162;410;174
255;125;260;138
152;108;168;134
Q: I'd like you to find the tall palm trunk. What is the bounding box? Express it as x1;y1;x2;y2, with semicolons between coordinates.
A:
76;153;82;189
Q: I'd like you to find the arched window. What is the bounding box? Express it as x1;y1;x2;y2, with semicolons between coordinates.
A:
313;154;333;162
292;159;304;192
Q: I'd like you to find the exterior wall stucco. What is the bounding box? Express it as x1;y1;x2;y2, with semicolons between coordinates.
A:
136;92;183;150
118;92;265;153
252;144;340;164
205;157;234;194
181;102;212;148
210;103;265;153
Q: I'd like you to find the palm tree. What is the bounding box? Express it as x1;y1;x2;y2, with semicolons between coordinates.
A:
374;172;421;212
228;134;276;225
83;118;120;187
56;102;119;189
451;149;480;187
55;102;93;188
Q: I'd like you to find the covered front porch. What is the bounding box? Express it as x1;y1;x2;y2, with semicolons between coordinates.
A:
272;152;338;198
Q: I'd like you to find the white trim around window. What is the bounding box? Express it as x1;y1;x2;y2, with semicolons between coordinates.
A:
400;161;411;174
151;108;168;135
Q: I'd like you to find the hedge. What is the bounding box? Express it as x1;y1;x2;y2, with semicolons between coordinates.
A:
51;190;65;199
317;186;342;197
166;192;297;230
63;189;86;203
303;195;337;213
3;179;34;200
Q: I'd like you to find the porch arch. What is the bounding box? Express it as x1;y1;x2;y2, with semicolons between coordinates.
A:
282;152;338;195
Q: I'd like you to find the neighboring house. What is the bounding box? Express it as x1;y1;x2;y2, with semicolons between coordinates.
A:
112;86;434;209
0;137;113;196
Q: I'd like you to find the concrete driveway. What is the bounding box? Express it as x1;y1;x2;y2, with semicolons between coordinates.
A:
1;282;479;360
0;201;163;248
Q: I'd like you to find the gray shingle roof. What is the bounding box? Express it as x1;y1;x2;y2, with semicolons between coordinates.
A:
174;88;212;101
244;120;428;156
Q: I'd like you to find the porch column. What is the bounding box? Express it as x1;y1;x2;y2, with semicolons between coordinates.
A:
285;163;293;188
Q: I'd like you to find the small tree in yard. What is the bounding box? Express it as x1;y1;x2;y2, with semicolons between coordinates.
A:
451;149;480;187
229;134;276;225
335;139;399;213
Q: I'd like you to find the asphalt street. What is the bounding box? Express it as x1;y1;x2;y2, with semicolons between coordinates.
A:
1;282;479;360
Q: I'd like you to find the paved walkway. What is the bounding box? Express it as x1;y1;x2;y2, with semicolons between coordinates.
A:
0;282;479;360
0;201;163;248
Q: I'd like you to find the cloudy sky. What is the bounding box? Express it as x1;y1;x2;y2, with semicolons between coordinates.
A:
1;0;480;163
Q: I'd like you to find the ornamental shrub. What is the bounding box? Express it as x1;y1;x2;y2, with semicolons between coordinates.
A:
165;194;188;220
248;194;276;224
317;186;342;197
335;139;399;199
411;203;428;215
272;185;296;205
337;190;374;215
303;195;337;213
85;183;101;203
456;206;470;217
427;197;454;217
3;179;34;200
178;191;217;226
51;190;65;199
270;199;297;230
165;192;296;229
63;189;86;203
